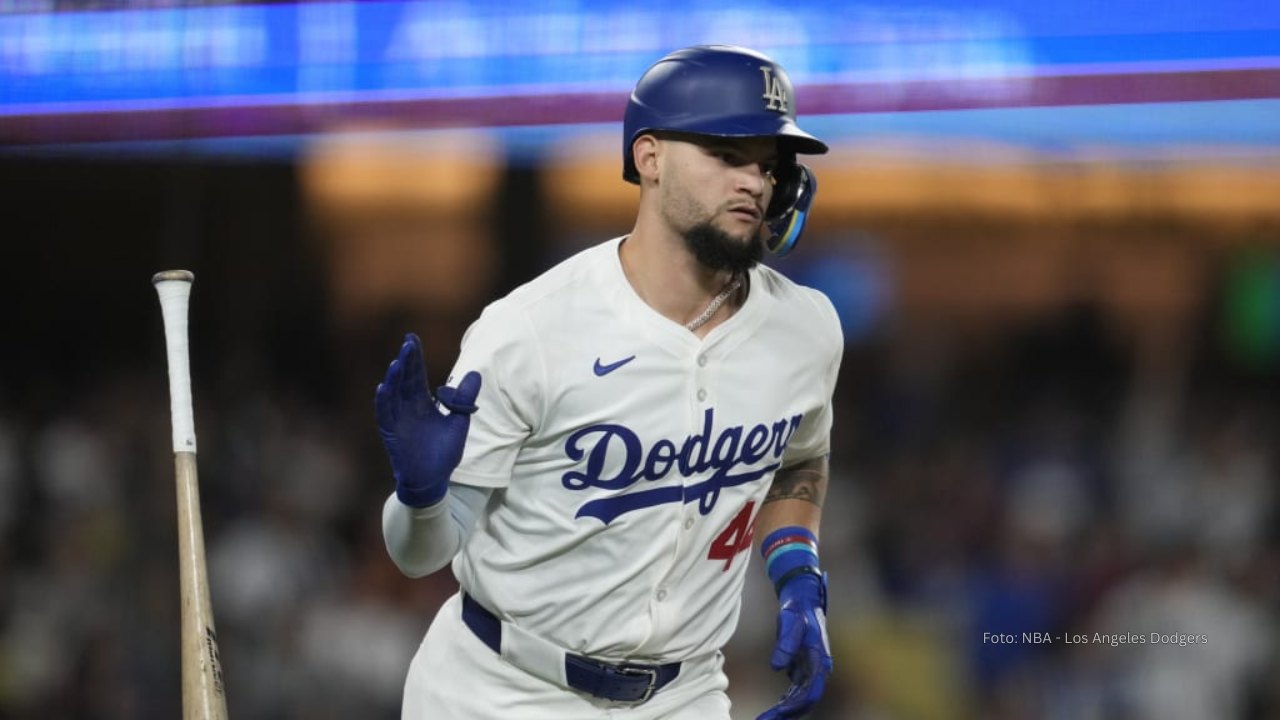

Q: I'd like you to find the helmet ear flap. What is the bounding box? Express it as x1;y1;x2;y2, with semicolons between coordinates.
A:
764;162;816;257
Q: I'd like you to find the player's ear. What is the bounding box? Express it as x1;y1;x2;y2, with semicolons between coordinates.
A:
632;134;662;184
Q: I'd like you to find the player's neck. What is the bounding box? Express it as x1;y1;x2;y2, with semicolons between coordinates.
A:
620;225;744;334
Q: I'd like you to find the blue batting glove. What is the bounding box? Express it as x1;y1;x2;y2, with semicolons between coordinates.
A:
757;571;832;720
375;333;481;508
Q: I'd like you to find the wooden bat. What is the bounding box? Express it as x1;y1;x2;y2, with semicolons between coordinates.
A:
153;270;229;720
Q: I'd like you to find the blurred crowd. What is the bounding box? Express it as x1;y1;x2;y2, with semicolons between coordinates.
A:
1;250;1278;720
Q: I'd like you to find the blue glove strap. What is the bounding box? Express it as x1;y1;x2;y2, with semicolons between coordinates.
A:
395;473;448;508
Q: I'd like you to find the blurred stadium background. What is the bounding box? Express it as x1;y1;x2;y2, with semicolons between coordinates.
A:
1;1;1279;718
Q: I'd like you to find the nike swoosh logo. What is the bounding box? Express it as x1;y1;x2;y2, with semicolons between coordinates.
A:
593;355;636;377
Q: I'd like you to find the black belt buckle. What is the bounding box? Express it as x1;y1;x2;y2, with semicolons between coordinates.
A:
613;663;659;704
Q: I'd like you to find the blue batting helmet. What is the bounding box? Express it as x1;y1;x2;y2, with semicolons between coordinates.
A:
622;45;828;256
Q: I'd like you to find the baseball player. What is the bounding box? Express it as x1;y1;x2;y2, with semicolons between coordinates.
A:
377;45;843;719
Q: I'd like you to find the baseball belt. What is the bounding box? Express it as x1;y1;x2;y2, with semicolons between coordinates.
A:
461;592;681;704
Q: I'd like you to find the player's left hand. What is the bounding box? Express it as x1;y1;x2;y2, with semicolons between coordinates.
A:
757;570;832;720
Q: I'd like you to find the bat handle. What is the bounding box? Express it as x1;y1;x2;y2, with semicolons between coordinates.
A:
153;270;198;453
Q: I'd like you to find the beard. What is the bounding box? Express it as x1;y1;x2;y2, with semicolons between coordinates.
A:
683;220;764;274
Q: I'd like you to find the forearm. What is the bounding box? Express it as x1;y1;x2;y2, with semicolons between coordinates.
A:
382;483;490;578
755;455;827;543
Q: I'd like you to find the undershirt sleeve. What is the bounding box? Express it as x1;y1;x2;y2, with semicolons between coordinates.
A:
381;483;493;578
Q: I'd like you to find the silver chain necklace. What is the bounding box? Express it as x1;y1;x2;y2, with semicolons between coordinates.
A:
685;275;743;332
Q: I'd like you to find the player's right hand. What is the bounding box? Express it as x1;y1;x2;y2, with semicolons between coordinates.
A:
375;333;481;508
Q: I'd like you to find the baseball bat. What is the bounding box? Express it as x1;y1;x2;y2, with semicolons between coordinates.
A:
153;270;229;720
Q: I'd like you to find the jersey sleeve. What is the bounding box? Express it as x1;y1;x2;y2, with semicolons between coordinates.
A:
781;288;844;466
447;300;544;488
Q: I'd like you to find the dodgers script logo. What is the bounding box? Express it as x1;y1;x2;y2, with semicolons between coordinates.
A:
562;408;803;524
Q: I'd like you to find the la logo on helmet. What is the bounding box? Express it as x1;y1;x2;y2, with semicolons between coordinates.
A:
759;66;789;112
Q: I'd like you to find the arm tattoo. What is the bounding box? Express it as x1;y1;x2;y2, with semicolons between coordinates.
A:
764;462;827;507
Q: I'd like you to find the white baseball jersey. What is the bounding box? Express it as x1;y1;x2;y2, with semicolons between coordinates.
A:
447;236;843;664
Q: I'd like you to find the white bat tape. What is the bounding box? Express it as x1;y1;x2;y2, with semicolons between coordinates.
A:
156;278;198;453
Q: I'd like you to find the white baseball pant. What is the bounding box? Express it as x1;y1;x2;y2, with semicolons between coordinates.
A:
402;593;732;719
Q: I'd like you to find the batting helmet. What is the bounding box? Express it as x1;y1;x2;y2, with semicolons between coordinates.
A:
623;45;828;256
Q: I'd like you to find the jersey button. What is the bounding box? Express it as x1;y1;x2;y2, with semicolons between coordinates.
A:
683;518;695;531
656;589;668;602
696;388;708;402
697;354;708;367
